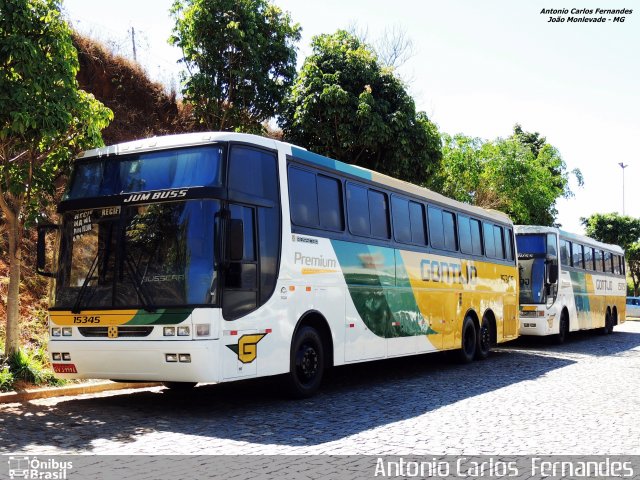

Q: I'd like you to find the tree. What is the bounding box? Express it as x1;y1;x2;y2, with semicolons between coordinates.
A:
279;30;442;185
0;0;112;356
170;0;301;133
581;213;640;250
429;126;582;225
627;243;640;296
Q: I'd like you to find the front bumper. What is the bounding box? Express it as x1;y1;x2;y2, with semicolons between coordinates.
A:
48;339;220;383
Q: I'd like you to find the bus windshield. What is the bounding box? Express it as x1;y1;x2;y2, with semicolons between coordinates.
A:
516;234;547;304
54;200;220;310
64;145;223;199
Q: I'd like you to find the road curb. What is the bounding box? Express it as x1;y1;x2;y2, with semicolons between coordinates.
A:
0;381;162;404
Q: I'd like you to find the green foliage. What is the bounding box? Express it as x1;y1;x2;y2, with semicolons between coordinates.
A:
8;348;63;387
430;126;581;226
0;365;14;392
626;242;640;296
581;213;640;250
279;30;442;185
0;0;112;356
0;0;113;223
170;0;301;133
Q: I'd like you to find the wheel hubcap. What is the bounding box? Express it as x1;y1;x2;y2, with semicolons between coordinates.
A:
297;344;318;381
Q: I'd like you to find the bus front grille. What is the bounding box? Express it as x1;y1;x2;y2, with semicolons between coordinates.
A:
78;326;154;337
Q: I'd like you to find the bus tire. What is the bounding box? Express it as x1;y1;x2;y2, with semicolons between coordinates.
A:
457;316;477;363
162;381;197;391
603;311;613;335
475;317;492;360
286;326;325;398
555;316;569;344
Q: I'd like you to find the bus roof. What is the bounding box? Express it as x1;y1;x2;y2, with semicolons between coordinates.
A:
514;225;625;254
78;131;513;225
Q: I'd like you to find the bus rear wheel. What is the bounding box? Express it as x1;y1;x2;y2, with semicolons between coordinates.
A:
475;317;492;360
600;311;613;335
286;326;325;398
457;316;477;363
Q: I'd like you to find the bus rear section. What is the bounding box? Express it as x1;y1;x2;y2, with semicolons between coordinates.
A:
515;226;626;342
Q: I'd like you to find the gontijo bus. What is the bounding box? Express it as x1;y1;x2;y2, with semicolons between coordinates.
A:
515;226;626;342
38;132;518;397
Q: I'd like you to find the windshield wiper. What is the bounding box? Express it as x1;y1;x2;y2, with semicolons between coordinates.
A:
122;252;156;313
71;251;100;314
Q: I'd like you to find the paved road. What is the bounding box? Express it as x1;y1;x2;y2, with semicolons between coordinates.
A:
2;321;640;455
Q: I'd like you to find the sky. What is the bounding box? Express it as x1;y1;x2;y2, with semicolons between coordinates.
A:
62;0;640;234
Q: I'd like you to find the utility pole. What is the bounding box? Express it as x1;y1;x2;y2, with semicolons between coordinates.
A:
618;162;628;215
130;27;137;62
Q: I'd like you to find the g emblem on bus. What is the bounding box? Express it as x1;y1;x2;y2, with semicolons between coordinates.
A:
226;333;267;363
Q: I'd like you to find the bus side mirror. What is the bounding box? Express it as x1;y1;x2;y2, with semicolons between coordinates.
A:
547;263;558;284
37;224;59;278
228;219;244;261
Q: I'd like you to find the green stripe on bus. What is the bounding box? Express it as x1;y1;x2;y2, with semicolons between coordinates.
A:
331;240;437;337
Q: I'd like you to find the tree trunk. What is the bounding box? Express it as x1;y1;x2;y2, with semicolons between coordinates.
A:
4;214;22;357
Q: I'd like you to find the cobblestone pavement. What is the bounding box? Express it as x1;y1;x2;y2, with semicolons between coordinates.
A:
2;322;640;455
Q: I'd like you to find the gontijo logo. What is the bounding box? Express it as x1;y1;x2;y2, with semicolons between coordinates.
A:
8;456;73;479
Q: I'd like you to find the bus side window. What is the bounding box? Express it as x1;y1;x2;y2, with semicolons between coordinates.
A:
470;218;483;256
458;215;472;254
409;201;426;245
483;222;496;258
560;239;571;266
443;211;458;251
428;206;445;250
317;175;344;231
368;189;390;239
288;166;319;227
505;228;514;262
347;183;370;237
391;196;411;244
493;225;505;259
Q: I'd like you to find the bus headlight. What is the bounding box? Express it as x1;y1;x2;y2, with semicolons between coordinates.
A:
51;328;61;337
165;353;178;362
163;327;176;336
196;324;210;337
62;327;72;336
52;353;61;361
177;326;190;336
62;353;71;361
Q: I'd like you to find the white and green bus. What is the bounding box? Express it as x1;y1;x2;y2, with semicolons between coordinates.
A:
38;132;518;397
515;226;626;343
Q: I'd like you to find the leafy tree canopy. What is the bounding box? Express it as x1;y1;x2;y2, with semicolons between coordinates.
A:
170;0;301;133
279;30;442;185
627;242;640;296
429;126;582;226
0;0;112;355
581;213;640;250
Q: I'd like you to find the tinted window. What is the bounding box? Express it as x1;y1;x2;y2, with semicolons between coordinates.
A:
604;251;613;273
229;146;278;200
443;211;457;251
470;219;483;255
493;225;505;259
368;190;390;239
288;167;318;227
428;206;445;249
595;250;604;272
459;215;472;254
347;183;370;236
560;239;571;266
505;228;514;261
572;244;583;269
584;247;595;270
317;175;344;231
483;223;496;258
409;202;426;245
392;196;411;243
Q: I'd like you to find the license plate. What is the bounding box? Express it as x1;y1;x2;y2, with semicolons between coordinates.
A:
52;363;78;374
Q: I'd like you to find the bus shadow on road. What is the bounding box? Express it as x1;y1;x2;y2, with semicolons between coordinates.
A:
1;347;582;452
503;326;640;357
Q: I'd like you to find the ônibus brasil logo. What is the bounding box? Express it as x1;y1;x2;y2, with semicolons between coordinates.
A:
7;456;73;479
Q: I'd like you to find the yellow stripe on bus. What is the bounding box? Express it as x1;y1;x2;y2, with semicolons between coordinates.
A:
49;310;139;326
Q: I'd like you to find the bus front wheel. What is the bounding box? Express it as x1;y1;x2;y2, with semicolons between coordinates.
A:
286;326;325;398
457;316;477;363
555;316;569;344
